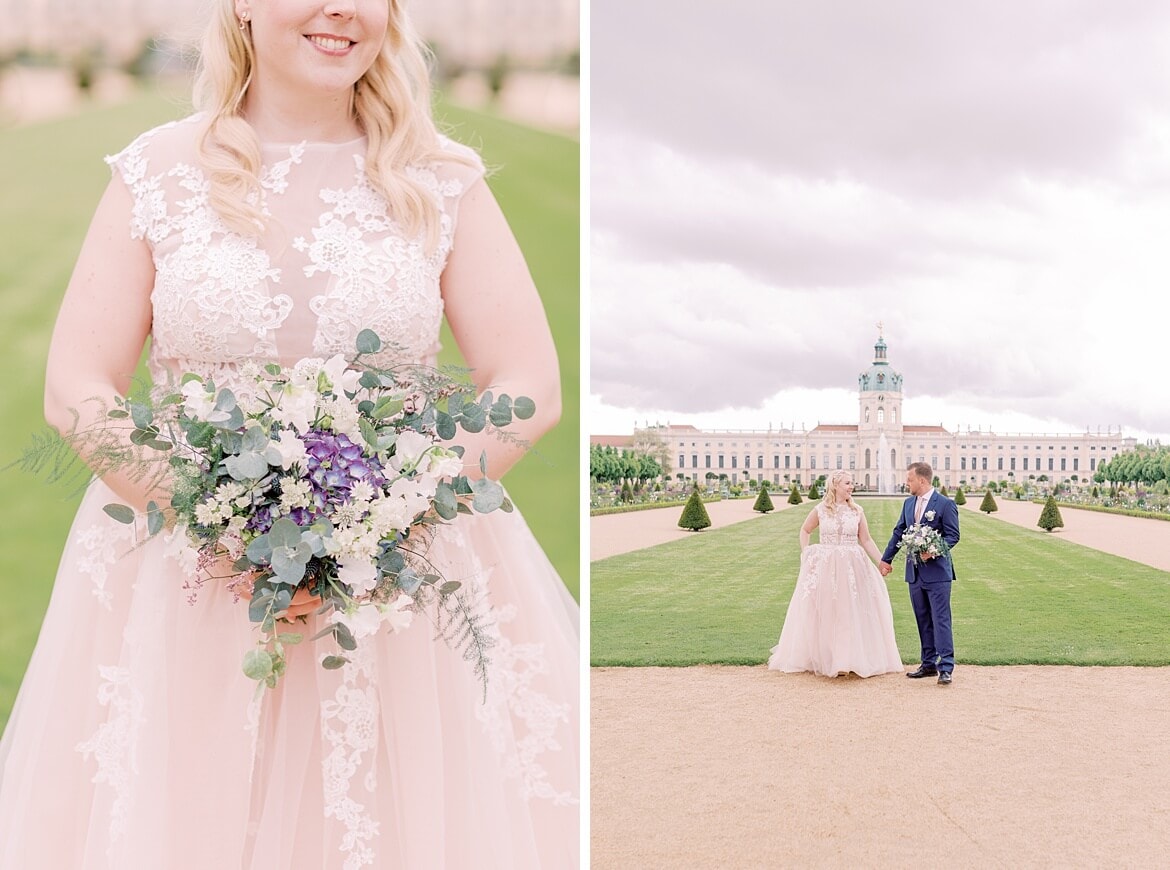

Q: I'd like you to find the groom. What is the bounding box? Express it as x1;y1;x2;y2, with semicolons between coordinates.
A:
879;462;960;685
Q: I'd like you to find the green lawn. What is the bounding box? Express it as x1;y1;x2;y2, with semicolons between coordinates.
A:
591;499;1170;666
0;89;578;729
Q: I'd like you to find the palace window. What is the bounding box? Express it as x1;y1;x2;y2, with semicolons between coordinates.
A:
758;455;764;468
1061;458;1067;471
810;456;816;469
718;455;724;468
982;458;988;470
705;455;711;468
691;455;698;468
1073;458;1079;471
1049;458;1054;470
731;456;737;468
878;409;885;423
998;457;1004;471
678;454;684;468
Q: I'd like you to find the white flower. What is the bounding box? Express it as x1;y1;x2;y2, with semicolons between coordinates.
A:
392;430;436;472
426;448;464;478
321;354;362;395
180;380;216;419
388;475;437;519
194;500;220;526
272;385;318;433
164;525;199;574
269;429;308;469
289;357;326;390
382;593;414;633
925;510;936;521
329;603;384;640
337;559;378;595
350;480;376;504
368;495;412;535
278;477;314;511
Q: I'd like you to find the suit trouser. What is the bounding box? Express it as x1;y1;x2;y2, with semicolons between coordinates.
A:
908;578;954;672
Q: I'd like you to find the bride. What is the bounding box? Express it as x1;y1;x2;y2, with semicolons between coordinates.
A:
0;1;578;867
768;470;903;678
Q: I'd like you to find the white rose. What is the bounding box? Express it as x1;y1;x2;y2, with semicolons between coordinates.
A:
368;496;412;535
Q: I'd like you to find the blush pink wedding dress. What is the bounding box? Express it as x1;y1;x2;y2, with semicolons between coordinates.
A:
768;502;903;678
0;116;579;869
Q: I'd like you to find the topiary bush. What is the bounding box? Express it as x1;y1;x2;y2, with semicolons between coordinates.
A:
1038;495;1064;532
954;487;966;506
980;490;998;514
788;483;803;505
753;483;774;513
678;485;712;531
620;480;633;503
807;482;821;500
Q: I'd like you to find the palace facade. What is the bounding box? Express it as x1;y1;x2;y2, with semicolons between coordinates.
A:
644;334;1134;492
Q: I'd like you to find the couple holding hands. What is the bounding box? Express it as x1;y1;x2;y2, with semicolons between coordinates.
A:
769;462;961;684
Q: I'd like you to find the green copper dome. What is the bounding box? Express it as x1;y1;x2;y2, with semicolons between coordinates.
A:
858;335;902;393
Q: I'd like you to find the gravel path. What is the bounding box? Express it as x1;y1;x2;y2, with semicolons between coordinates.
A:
590;499;1170;867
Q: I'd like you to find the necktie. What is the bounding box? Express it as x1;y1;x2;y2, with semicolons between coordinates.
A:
914;496;925;523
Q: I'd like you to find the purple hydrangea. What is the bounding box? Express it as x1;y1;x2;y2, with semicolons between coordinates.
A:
302;430;386;512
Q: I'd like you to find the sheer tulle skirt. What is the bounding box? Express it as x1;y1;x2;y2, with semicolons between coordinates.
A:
768;543;903;678
0;480;578;869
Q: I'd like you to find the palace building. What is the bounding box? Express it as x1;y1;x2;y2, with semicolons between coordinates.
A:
639;333;1134;492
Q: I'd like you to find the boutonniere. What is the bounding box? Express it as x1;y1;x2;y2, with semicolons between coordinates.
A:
925;510;936;521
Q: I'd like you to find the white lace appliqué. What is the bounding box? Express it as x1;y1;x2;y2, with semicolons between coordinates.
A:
74;522;135;610
297;154;459;366
75;666;145;848
320;643;381;869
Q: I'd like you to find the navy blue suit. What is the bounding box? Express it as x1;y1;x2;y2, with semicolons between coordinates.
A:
881;491;960;673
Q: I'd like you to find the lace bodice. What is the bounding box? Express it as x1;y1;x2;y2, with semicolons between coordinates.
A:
816;502;862;546
106;115;484;384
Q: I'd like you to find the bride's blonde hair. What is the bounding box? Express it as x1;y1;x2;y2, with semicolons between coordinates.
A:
821;470;859;514
192;0;462;248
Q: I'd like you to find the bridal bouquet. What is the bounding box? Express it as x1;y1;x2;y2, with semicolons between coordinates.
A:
901;523;951;564
25;330;531;698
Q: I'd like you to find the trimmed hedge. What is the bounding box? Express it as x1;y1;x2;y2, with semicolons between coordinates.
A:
591;497;720;517
1028;500;1170;523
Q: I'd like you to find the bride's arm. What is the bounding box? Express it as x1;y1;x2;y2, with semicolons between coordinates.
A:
799;508;819;551
439;178;561;481
855;507;884;564
43;176;159;512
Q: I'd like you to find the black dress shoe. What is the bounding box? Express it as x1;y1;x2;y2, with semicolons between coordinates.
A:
938;672;953;685
906;665;939;679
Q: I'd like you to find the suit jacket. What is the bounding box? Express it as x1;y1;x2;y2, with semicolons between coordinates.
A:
881;490;960;584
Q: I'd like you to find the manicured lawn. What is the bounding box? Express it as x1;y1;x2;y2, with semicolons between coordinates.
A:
0;89;578;729
591;499;1170;666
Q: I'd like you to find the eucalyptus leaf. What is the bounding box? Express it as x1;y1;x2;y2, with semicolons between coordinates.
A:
322;655;349;670
438;580;461;595
447;391;465;417
512;396;536;420
224;451;269;481
459;404;486;434
214;389;238;413
103;504;136;525
107;409;129;419
146;502;165;537
434;482;457;520
268;518;303;549
246;535;273;564
277;632;304;645
435;411;456;440
359;370;381;390
242;648;274;681
456;502;472;515
359;417;380;449
378;549;405;574
272;545;311;584
489;401;513;428
129;401;153;429
241;425;269;452
471;477;505;513
397;567;423;595
334;621;358;652
356;329;382;354
479;450;489;476
248;590;274;623
499;497;514;513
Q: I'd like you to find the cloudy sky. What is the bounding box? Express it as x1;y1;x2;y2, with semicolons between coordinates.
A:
589;1;1170;443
